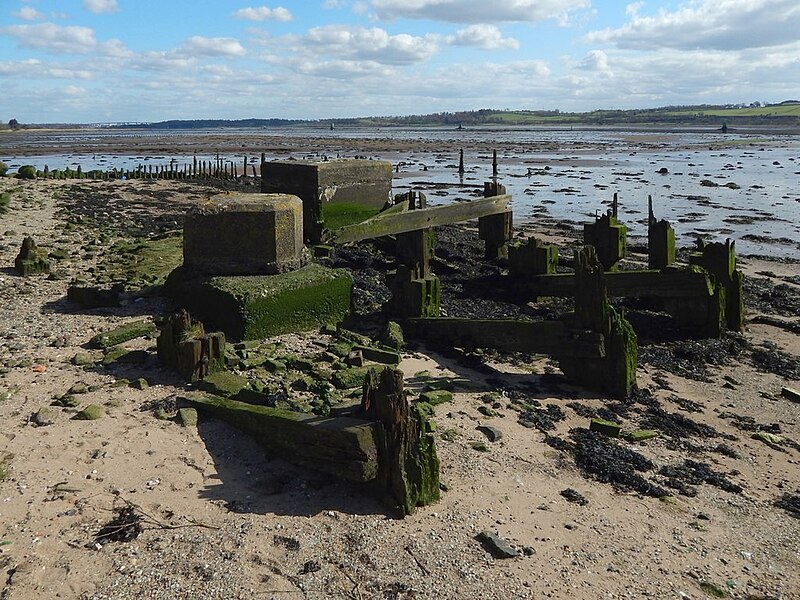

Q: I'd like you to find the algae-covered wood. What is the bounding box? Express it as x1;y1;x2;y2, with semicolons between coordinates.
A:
182;393;380;482
404;318;605;358
326;194;512;244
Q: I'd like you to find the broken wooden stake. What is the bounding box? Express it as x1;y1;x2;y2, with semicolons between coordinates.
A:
156;310;225;382
361;367;440;516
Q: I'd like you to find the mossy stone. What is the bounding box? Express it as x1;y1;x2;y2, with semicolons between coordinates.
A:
332;366;380;390
176;408;198;427
419;390;453;406
74;404;104;420
129;378;149;390
70;353;94;367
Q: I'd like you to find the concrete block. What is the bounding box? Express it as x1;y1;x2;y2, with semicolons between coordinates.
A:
261;159;392;243
183;193;304;276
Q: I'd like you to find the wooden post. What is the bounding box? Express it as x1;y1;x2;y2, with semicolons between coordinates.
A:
558;247;637;398
361;368;440;516
584;194;626;271
689;239;744;332
647;195;675;269
478;181;512;259
458;149;464;174
156;309;225;382
492;149;498;176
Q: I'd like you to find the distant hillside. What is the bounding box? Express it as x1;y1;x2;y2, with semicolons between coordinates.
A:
121;118;304;129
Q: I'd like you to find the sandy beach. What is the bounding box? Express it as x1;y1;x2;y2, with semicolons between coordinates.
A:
1;139;799;600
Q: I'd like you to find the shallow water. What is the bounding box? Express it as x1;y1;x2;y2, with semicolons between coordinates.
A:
2;127;798;258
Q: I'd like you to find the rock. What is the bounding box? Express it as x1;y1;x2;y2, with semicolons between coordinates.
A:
623;429;659;442
419;390;453;406
73;405;104;420
590;418;621;437
477;405;498;418
176;408;198;427
380;321;405;350
331;366;378;390
70;353;94;367
470;441;489;452
32;407;59;426
476;530;519;559
90;319;156;349
68;383;89;395
560;488;589;506
53;395;81;408
476;425;503;442
129;378;149;390
345;349;364;367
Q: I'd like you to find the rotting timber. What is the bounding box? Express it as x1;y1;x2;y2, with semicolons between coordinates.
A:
181;366;439;516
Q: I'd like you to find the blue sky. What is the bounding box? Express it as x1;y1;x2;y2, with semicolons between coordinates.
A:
1;0;798;123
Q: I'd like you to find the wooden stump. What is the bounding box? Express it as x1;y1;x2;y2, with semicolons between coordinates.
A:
157;310;225;382
361;368;440;516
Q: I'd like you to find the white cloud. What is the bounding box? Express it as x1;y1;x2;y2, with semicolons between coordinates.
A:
579;50;612;77
83;0;119;14
2;23;98;54
370;0;589;24
13;6;43;20
182;36;247;57
232;6;293;22
587;0;800;51
447;25;519;50
303;25;438;65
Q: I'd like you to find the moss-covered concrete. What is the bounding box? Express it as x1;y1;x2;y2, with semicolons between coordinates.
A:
183;393;380;482
183;193;304;276
165;263;353;340
261;159;392;244
90;319;156;349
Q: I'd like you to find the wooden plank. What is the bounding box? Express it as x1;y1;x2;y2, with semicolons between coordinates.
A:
325;194;512;244
181;393;381;482
405;318;605;358
517;267;715;299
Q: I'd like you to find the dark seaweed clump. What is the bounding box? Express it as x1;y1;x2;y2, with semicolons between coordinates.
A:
658;460;743;495
638;335;748;381
560;488;589;506
95;505;143;544
775;493;800;519
518;403;566;432
750;342;800;380
569;428;668;497
640;406;721;440
744;277;800;318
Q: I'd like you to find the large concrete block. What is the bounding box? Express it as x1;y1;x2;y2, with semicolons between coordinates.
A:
261;159;392;243
183;193;304;275
164;263;353;340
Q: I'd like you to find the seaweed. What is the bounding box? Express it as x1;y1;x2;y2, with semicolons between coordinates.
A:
640;406;720;439
569;428;668;497
658;460;743;494
518;403;566;432
774;493;800;519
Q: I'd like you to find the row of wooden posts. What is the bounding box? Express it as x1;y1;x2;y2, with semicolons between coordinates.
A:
28;148;497;181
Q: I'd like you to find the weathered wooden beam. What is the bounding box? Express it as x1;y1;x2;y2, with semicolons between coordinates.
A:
405;318;605;358
517;267;715;300
325;194;512;244
181;393;381;483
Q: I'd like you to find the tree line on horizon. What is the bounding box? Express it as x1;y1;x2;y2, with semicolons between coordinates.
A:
2;102;798;130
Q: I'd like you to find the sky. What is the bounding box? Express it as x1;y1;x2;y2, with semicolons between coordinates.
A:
1;0;798;123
